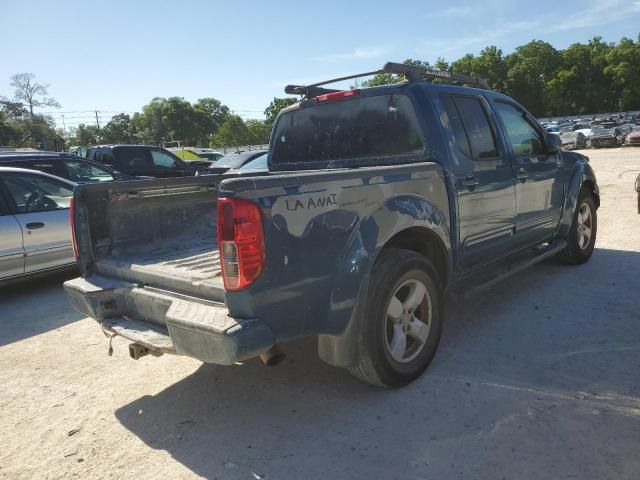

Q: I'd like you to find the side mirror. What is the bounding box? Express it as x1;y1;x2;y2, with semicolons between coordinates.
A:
545;132;562;153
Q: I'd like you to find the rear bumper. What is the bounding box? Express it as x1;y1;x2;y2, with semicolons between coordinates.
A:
64;275;275;365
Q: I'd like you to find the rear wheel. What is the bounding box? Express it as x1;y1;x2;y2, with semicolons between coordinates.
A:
557;189;597;264
348;249;443;388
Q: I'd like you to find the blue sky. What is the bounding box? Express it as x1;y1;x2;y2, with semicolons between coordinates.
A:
1;0;639;129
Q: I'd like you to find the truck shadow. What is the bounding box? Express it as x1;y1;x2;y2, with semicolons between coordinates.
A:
114;247;640;479
0;270;83;347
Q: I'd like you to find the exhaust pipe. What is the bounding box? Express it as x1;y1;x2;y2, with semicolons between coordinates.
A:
129;343;151;360
259;345;286;366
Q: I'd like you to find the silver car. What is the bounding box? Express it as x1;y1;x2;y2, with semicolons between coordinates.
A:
0;167;76;282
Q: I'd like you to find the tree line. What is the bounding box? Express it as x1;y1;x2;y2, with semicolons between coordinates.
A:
2;34;638;150
364;34;640;117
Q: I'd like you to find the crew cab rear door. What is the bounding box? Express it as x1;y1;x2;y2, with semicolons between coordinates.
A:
492;101;563;247
439;93;516;269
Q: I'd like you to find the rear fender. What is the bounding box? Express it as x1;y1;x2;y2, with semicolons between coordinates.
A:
318;195;451;367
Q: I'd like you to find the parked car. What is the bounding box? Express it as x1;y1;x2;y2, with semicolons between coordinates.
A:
236;153;269;173
86;145;203;178
64;62;599;388
0;151;138;183
169;147;225;163
0;167;76;283
560;131;588;150
590;127;625;148
68;146;89;158
205;150;268;174
624;126;640;146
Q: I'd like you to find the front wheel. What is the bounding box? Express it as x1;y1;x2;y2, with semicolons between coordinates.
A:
348;249;443;388
557;189;597;264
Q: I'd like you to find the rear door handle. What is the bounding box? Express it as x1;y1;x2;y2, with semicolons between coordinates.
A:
26;222;45;230
516;168;528;182
460;174;480;189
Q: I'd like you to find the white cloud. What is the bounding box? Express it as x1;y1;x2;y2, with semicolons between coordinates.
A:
549;0;640;32
314;46;392;62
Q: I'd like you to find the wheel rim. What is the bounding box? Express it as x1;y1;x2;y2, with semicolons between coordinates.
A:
384;279;432;364
576;202;593;250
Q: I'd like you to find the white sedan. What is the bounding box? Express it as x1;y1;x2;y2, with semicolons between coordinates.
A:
0;167;76;283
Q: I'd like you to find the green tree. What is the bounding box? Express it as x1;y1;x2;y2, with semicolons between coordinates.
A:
210;115;253;147
503;40;562;116
245;119;271;144
193;98;230;143
450;46;508;91
101;113;138;144
605;35;640;111
264;97;297;128
71;124;100;146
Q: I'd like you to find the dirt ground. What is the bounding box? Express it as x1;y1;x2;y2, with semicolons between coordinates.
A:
1;148;639;480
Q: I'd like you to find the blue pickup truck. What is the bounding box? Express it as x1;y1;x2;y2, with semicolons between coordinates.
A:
64;63;599;388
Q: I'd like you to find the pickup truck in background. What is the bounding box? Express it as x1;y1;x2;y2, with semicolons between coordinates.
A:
86;145;208;178
64;63;599;388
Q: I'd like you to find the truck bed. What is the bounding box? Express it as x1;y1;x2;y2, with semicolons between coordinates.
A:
76;176;226;302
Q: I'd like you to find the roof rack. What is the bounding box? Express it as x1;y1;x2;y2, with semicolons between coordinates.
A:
284;62;490;98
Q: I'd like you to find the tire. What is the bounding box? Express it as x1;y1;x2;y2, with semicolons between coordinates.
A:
348;249;444;388
557;188;597;265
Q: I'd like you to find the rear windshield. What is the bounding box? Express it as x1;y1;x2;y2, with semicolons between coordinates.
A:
270;94;424;166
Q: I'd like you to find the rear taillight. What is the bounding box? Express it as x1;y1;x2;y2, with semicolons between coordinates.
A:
217;197;265;291
70;196;79;259
315;89;359;103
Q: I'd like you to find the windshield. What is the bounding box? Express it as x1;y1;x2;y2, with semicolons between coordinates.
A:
270;94;424;166
212;151;265;169
238;153;268;171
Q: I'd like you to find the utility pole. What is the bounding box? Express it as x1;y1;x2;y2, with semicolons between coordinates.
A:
95;110;101;131
61;114;66;136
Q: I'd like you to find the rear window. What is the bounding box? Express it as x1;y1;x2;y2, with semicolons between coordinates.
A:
270;94;424;166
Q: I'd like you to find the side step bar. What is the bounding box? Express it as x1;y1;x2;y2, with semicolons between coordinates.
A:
452;240;567;300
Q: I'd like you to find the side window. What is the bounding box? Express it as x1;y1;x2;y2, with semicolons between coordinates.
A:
101;150;115;165
3;173;73;214
64;160;115;182
494;102;544;156
114;148;153;170
441;96;472;158
452;97;498;159
25;160;64;177
150;150;178;169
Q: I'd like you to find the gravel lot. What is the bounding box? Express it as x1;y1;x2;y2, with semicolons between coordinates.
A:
1;148;639;480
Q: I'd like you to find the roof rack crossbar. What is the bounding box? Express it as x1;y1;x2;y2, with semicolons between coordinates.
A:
382;62;490;89
285;62;490;98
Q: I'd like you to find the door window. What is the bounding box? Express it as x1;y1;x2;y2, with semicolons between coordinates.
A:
63;160;115;182
441;96;472;158
494;102;544;156
150;150;179;169
452;97;498;159
2;173;73;213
